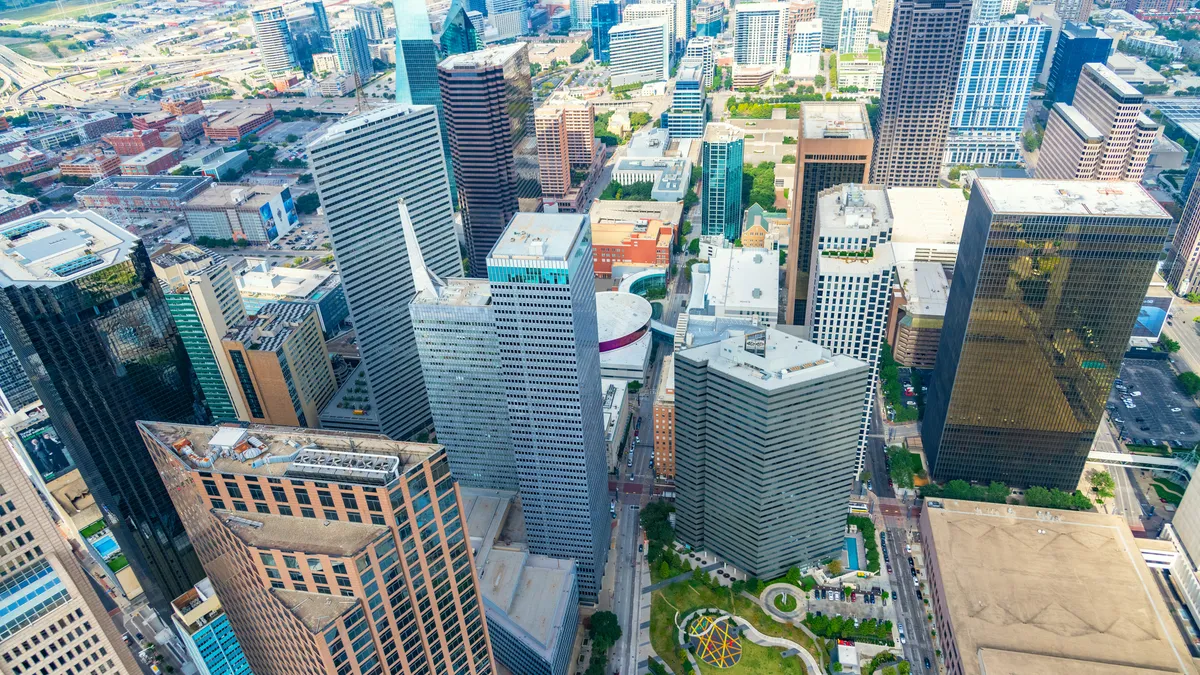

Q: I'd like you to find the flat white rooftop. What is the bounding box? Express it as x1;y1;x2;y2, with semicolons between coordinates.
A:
0;210;137;287
978;179;1171;218
596;291;652;346
802;102;871;140
411;277;492;307
886;188;967;246
817;184;891;236
489;213;588;263
895;261;949;318
707;247;779;316
704;122;743;144
238;261;333;300
683;328;866;390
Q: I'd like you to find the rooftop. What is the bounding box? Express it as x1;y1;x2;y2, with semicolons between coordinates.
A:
318;363;380;428
681;328;867;390
137;421;440;487
121;146;178;165
0;211;138;287
439;42;526;70
817;184;892;235
801;102;872;140
411;277;492;307
188;183;285;210
0;190;35;213
224;302;315;353
922;499;1196;675
1084;62;1142;99
208;107;274;127
596;291;653;347
591;217;673;249
1052;102;1104;142
704;123;743;144
707;247;779;314
488;213;588;262
589;200;684;227
217;509;386;557
895;261;949;318
978;179;1171;218
655;354;675;404
272;589;360;632
886;188;967;245
680;314;762;350
238;260;338;301
310;104;430;150
76;174;212;197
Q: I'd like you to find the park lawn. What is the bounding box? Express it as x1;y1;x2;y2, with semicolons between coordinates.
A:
1152;483;1183;506
1156;477;1186;497
720;639;808;675
1127;444;1172;456
774;593;798;612
0;0;135;22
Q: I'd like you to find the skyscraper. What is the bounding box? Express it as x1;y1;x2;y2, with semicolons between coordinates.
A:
535;92;600;203
785;102;872;325
0;333;35;414
674;329;869;578
332;24;374;84
694;1;724;37
733;3;789;69
439;44;537;276
684;36;716;88
572;0;594;30
837;0;872;54
1168;183;1200;295
404;201;519;492
141;422;497;675
624;2;677;52
152;244;247;423
661;64;706;139
701;123;745;240
1036;63;1160;181
309;0;332;49
1045;22;1113;105
354;3;387;41
945;16;1047;166
440;0;483;56
922;180;1170;490
251;5;298;73
1054;0;1092;22
0;434;142;675
608;19;671;86
170;578;252;675
818;0;844;47
308;105;460;441
0;211;205;606
870;0;971;187
591;1;620;63
487;0;529;40
393;0;456;201
487;213;611;604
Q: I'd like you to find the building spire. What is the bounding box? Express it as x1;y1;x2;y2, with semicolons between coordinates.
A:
399;198;443;298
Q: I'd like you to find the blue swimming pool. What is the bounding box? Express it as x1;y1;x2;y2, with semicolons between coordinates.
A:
845;536;859;570
93;535;118;559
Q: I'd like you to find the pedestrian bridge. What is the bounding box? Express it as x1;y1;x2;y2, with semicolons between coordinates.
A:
1086;450;1197;480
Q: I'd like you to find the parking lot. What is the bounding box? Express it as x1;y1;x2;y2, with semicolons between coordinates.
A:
1108;359;1200;447
260;120;324;145
806;587;890;622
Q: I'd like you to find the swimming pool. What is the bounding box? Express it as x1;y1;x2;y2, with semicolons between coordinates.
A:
845;536;859;570
93;535;119;559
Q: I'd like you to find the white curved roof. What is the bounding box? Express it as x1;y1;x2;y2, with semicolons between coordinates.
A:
596;291;652;342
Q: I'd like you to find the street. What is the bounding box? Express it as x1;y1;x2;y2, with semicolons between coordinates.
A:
881;518;935;671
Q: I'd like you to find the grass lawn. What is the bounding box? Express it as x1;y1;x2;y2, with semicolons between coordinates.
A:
774;593;798;612
1152;483;1183;506
105;553;128;572
1127;444;1172;456
1155;477;1186;496
0;0;135;22
720;639;808;675
79;519;106;538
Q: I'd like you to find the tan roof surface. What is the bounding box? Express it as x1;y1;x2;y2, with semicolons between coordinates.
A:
217;510;386;557
272;589;361;632
924;500;1196;675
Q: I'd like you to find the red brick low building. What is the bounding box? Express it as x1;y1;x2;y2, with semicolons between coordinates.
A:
0;190;36;224
161;96;204;116
103;129;164;156
133;111;176;131
203;106;275;142
120;146;182;175
60;153;122;180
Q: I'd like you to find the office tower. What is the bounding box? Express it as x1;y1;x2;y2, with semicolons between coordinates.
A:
140;423;497;675
1168;184;1200;294
171;578;252;675
685;36;716;87
287;12;321;72
439;44;537;275
487;213;611;604
837;0;872;54
0;334;35;414
785;102;872;325
535;92;600;206
592;1;620;63
971;0;1001;20
706;247;781;326
0;211;205;607
819;0;843;46
642;0;690;49
1055;0;1092;21
608;20;671;86
789;18;822;76
440;0;483;56
674;329;869;578
624;2;677;52
354;3;387;42
572;0;594;29
310;0;332;48
392;0;456;201
662;64;706;138
946;16;1047;166
701;124;745;240
806;184;894;472
221;303;337;428
1046;22;1112;104
733;3;789;69
1037;63;1160;181
870;0;971;187
252;5;298;72
152;244;248;422
404;206;519;492
788;0;818;36
1166;480;1200;639
887;260;950;368
332;24;374;84
923;180;1170;490
694;1;724;37
872;0;894;32
653;355;676;478
0;436;141;675
486;0;529;40
309;105;460;440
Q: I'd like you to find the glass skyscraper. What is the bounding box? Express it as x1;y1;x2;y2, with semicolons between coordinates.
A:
701;123;745;240
440;0;483;56
1046;22;1113;105
922;180;1171;490
332;24;374;84
393;0;456;200
592;2;620;64
0;333;35;414
0;211;205;609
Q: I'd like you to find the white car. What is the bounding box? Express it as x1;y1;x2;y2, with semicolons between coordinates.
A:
1172;407;1183;413
1131;391;1142;397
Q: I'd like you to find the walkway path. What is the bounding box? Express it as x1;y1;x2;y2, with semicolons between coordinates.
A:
644;562;723;593
761;583;805;620
731;617;823;675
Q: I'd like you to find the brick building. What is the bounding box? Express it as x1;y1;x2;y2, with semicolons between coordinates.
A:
60;152;122;180
120;146;182;175
203;107;276;142
133;110;176;131
103;129;164;155
0;190;36;224
591;218;673;277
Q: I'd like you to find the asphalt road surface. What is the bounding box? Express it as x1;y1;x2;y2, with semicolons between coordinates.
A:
882;521;935;672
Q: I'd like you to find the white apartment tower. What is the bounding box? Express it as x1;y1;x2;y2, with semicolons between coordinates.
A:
685;36;717;88
609;19;671;86
790;19;823;77
251;5;298;72
806;184;895;472
734;3;790;69
838;0;873;54
623;2;678;51
308;104;460;441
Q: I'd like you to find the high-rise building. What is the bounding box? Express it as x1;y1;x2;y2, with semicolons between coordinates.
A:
694;1;724;37
661;64;706;138
251;5;298;73
487;213;611;604
440;0;483;56
624;2;677;52
141;422;497;675
591;1;620;63
535;92;600;203
819;0;844;46
310;0;332;48
572;0;594;30
0;436;142;675
674;329;869;578
837;0;872;54
392;0;456;201
923;180;1170;490
870;0;971;187
653;355;676;479
1045;22;1113;104
684;36;716;87
0;334;35;414
354;3;387;41
608;19;671;86
0;211;205;607
642;0;690;49
439;44;538;276
785;102;872;325
404;201;519;492
1036;63;1160;181
788;18;822;76
1055;0;1092;22
1164;479;1200;644
486;0;529;40
152;244;248;422
170;578;252;675
332;23;374;84
308;105;460;441
1167;182;1200;294
733;3;789;69
701;123;745;240
806;184;894;472
872;0;894;32
946;16;1047;166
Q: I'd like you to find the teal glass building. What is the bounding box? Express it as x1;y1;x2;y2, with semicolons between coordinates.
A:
701;123;744;241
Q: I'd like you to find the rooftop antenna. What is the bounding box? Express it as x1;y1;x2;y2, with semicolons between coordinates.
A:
399;199;444;298
354;71;370;115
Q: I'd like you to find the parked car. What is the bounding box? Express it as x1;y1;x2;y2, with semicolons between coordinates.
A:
1172;407;1183;413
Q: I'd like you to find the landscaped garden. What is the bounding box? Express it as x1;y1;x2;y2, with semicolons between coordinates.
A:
773;592;798;612
847;515;881;573
1153;477;1185;506
803;613;894;646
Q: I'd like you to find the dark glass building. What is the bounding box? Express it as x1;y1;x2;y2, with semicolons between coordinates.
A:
439;0;483;56
394;0;457;201
1046;22;1113;105
591;2;619;64
0;211;205;609
922;180;1170;490
0;333;36;414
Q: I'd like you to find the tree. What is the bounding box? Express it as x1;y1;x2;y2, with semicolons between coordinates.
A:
1024;486;1052;507
627;381;643;394
1160;335;1181;353
1179;371;1200;396
286;133;298;143
814;74;826;88
658;560;670;579
827;559;842;576
295;192;321;214
688;238;701;256
1089;470;1115;501
860;470;872;483
589;610;622;653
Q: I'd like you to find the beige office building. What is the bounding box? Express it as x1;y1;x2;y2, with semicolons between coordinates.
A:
0;433;141;675
140;422;496;675
221;303;336;427
652;355;676;478
785;102;872;325
1037;63;1160;182
534;92;603;211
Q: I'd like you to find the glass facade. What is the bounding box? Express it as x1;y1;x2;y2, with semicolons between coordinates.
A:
1046;22;1113;105
0;242;205;606
164;292;238;422
0;333;35;414
189;613;252;675
591;2;619;64
701;135;744;240
440;0;483;56
923;188;1170;490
